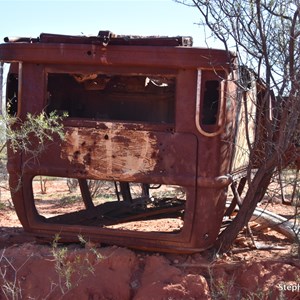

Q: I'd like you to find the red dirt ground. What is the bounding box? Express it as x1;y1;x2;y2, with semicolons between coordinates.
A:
0;180;299;299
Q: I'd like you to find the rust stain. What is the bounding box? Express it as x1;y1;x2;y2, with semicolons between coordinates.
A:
61;125;159;179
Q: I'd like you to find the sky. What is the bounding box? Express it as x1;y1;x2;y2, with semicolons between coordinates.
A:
0;0;223;48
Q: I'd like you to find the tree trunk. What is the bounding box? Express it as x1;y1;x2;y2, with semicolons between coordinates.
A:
214;167;274;253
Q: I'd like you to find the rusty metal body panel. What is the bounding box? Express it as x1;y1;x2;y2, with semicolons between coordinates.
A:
0;32;252;252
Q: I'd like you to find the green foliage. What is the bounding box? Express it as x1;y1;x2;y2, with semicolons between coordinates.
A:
0;110;66;199
52;235;74;293
4;111;67;155
51;234;102;295
60;195;81;206
0;201;7;210
208;270;236;300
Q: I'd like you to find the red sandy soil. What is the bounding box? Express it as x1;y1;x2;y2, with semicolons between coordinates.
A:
0;180;299;299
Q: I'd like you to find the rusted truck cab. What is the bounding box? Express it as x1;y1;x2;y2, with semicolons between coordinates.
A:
0;32;252;252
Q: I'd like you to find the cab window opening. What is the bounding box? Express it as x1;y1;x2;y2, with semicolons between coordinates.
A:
46;73;176;124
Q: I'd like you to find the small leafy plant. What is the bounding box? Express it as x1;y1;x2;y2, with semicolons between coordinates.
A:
51;234;102;295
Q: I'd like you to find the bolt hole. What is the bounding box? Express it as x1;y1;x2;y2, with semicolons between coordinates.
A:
87;50;92;56
104;134;109;140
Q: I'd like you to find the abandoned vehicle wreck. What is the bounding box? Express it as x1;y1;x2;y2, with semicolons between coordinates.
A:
0;31;261;253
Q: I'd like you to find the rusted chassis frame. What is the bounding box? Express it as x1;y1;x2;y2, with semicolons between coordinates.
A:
1;41;238;253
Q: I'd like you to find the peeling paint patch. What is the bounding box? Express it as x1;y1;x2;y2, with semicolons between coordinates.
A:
61;127;159;179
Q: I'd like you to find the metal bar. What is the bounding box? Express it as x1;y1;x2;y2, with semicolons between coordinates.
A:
119;182;132;203
114;181;121;202
78;179;95;210
0;43;235;70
